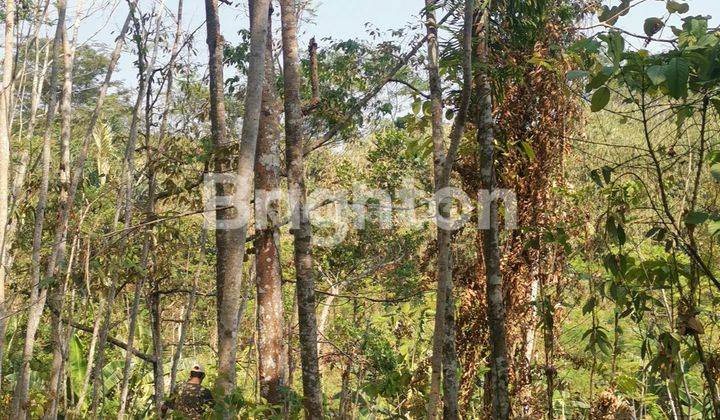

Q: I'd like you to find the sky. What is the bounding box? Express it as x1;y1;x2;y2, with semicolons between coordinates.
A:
66;0;720;88
74;0;422;89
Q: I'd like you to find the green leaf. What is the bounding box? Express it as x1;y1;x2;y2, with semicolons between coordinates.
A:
685;211;709;225
666;1;689;14
645;226;666;241
646;65;667;85
665;57;689;99
519;141;536;161
591;86;611;112
607;31;625;65
601;165;613;183
570;37;601;54
567;70;589;81
711;163;720;181
644;17;665;37
586;67;613;91
582;297;596;315
411;99;421;114
708;220;720;235
422;100;431;116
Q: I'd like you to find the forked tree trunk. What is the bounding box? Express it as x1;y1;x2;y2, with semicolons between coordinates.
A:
476;6;510;418
425;1;473;418
255;9;288;408
279;1;323;417
206;0;271;409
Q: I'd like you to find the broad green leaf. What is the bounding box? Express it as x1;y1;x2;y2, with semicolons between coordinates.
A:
711;163;720;181
685;211;709;225
591;86;611;112
664;57;689;99
411;99;421;114
644;17;665;37
607;31;625;65
666;0;689;14
422;100;431;116
708;220;720;235
646;65;667;85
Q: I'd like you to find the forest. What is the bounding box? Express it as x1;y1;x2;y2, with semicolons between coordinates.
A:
1;0;720;418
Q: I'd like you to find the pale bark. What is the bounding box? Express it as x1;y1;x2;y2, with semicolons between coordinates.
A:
0;0;15;396
205;0;235;402
46;5;84;414
2;27;50;282
255;11;288;407
206;0;271;407
204;0;240;401
10;3;66;416
425;0;447;415
148;2;184;411
477;6;510;418
1;3;51;326
165;0;191;397
279;0;323;417
425;1;473;418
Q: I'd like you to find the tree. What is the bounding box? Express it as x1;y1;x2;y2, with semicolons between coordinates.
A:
279;0;324;417
0;0;15;393
10;2;66;416
476;2;510;417
207;0;272;410
425;1;473;417
255;6;288;408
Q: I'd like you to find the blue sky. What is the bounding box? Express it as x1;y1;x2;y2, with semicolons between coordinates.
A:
73;0;720;87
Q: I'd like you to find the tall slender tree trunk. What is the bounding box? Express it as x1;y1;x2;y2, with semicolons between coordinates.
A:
2;12;50;291
255;8;288;408
476;5;510;418
279;1;323;417
204;0;241;400
425;1;448;415
425;1;473;418
10;3;66;416
0;0;15;394
206;0;271;408
46;6;84;414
